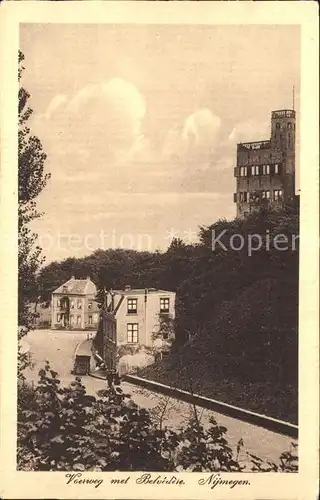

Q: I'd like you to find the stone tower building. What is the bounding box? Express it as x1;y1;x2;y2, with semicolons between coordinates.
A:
234;109;296;218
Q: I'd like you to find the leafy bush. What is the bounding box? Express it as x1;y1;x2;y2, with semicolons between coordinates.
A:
18;364;298;472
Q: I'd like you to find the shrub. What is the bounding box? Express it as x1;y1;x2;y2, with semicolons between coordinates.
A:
18;364;298;472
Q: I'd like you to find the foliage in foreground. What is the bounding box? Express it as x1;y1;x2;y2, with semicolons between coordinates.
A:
18;365;298;472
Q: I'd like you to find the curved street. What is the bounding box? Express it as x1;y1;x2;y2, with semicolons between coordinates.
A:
24;329;297;466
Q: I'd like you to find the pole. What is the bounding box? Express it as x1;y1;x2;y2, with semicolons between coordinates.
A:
144;289;148;346
292;86;295;111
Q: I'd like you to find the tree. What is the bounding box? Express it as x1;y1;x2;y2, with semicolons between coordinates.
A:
152;313;176;361
17;363;298;472
18;51;50;332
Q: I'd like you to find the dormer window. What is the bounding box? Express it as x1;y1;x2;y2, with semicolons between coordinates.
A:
62;285;68;293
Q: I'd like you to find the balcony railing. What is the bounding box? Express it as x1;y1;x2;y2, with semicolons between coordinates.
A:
272;110;295;119
237;140;271;151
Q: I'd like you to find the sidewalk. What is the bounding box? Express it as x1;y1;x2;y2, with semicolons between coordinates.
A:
90;368;107;380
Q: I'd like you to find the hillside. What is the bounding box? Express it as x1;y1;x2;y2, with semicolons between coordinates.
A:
139;276;298;424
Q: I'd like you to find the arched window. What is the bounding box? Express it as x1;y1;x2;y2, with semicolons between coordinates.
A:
276;123;280;129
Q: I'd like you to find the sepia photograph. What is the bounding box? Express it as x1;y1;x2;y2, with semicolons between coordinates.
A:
0;2;318;499
17;20;300;473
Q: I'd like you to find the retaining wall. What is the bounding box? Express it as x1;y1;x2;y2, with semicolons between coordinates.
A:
123;374;298;439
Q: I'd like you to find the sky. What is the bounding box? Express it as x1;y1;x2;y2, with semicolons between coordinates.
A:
20;24;300;263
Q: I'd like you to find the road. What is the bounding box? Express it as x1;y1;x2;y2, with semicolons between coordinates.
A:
24;329;297;467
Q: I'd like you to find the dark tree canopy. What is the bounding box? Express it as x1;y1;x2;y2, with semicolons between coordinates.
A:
18;50;51;331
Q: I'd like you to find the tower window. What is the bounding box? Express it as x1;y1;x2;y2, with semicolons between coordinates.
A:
239;192;248;202
240;166;247;177
250;192;260;202
274;189;283;200
262;164;270;175
261;190;270;199
274;164;280;174
287;122;292;129
276;123;280;129
251;165;259;176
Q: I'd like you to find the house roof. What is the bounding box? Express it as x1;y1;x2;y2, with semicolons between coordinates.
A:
75;339;92;357
112;288;175;296
52;277;97;295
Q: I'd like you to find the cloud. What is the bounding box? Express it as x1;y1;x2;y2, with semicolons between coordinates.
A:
45;94;68;119
228;119;270;145
182;108;221;146
162;108;221;164
67;78;146;137
35;78;147;170
34;85;231;200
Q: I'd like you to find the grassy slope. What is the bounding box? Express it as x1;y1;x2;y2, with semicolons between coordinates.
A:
138;278;298;424
138;361;297;424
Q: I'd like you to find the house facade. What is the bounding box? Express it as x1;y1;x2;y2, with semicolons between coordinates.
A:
51;276;100;330
95;286;176;372
234;109;296;218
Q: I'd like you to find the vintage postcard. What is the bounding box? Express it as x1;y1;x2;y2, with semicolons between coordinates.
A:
0;1;319;499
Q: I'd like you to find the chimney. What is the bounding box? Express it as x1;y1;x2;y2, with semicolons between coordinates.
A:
102;287;108;310
86;276;91;281
71;276;75;280
124;285;131;291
